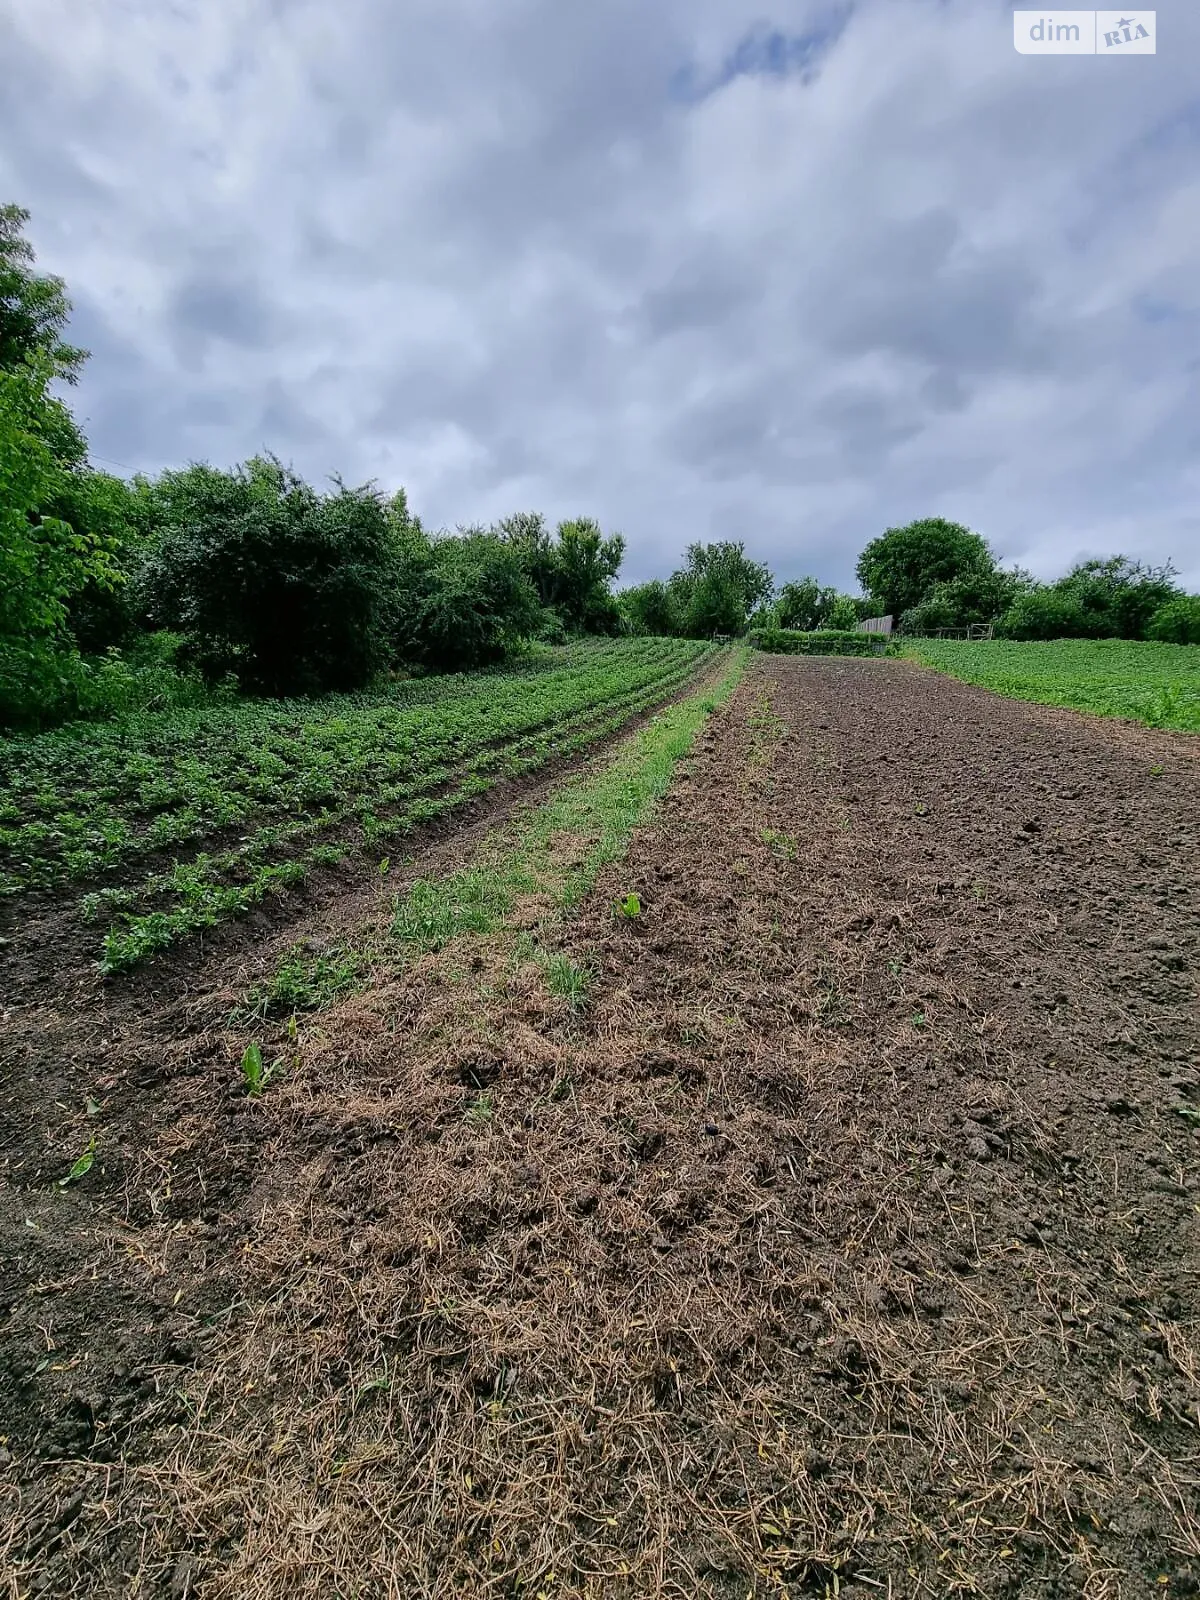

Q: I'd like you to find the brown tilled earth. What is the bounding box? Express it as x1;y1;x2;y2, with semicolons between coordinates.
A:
1;654;1198;1600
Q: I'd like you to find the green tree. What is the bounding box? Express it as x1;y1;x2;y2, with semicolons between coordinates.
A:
620;579;681;636
408;529;541;671
776;576;838;631
824;594;861;631
498;511;625;634
138;456;403;694
552;517;625;633
0;204;87;382
857;518;995;622
900;566;1034;635
0;355;122;723
1147;594;1200;645
668;541;774;638
997;557;1180;641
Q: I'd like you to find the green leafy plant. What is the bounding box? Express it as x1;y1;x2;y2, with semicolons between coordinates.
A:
616;893;641;919
760;827;797;860
240;1040;279;1097
59;1136;96;1188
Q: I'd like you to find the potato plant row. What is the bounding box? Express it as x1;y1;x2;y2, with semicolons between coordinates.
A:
0;639;719;971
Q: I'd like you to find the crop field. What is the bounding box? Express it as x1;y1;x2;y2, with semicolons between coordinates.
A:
3;650;1199;1600
903;636;1200;730
0;637;714;974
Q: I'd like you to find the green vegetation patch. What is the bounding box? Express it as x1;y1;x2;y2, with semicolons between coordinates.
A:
0;638;718;971
392;647;747;951
903;638;1200;732
237;941;367;1021
749;628;892;657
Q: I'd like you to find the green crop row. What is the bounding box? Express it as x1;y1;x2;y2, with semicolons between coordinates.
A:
0;638;711;895
902;638;1200;732
0;638;720;971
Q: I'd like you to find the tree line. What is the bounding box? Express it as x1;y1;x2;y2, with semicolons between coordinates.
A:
3;205;1198;729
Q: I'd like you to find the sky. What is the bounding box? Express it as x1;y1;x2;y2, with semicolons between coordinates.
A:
2;0;1198;591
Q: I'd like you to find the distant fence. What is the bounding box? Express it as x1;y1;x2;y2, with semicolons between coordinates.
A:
913;622;996;641
858;615;893;635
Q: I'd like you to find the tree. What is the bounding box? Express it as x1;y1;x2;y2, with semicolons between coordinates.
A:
498;512;625;634
1060;556;1178;639
407;529;541;672
138;457;403;695
1147;594;1200;645
824;594;861;631
857;518;996;622
776;577;834;631
496;511;558;609
997;556;1180;641
552;517;625;633
668;541;774;637
0;204;87;383
0;355;122;723
900;566;1034;635
620;579;681;636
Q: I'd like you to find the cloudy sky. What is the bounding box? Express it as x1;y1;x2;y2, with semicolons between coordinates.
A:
3;0;1198;589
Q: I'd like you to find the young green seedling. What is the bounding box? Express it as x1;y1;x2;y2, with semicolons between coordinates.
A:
59;1136;96;1188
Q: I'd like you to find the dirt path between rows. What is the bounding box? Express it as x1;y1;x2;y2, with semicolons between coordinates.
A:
2;655;1198;1599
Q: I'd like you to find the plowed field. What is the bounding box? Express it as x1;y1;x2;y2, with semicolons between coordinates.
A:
3;654;1198;1599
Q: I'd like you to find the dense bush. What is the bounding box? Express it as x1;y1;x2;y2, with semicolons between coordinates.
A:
137;457;403;695
749;628;890;657
998;557;1180;641
668;542;774;637
620;579;682;637
0;357;125;725
496;511;625;636
403;530;542;673
1147;594;1200;645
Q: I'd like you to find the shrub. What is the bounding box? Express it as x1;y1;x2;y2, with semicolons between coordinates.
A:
405;530;542;673
137;456;402;695
620;579;682;637
1147;594;1200;645
749;628;891;657
996;587;1091;641
998;557;1181;642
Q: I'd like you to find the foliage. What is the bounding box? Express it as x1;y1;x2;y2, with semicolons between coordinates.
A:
857;518;997;622
619;579;682;637
137;456;402;695
824;594;861;632
239;942;365;1020
903;637;1200;731
1147;594;1200;645
0;356;124;726
900;566;1033;635
553;518;625;634
668;542;774;638
0;204;87;383
749;628;889;657
997;557;1180;641
0;639;715;968
497;511;625;636
406;530;541;673
58;1135;97;1188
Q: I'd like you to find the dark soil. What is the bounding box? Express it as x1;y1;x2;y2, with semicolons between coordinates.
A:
2;656;1197;1598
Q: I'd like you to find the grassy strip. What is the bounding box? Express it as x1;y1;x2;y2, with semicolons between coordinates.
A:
901;637;1200;733
392;647;747;951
